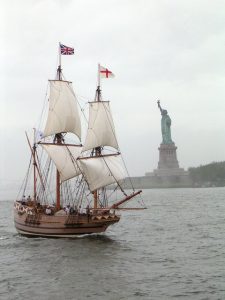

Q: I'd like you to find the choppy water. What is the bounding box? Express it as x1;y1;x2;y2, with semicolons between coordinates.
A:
0;188;225;300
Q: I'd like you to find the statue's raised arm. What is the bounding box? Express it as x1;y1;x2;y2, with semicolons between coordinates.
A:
157;100;173;144
157;100;163;114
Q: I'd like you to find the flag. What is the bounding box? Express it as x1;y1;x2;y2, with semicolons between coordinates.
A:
99;65;115;78
60;43;74;55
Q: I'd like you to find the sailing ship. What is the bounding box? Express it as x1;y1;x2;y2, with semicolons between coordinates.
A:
14;44;143;237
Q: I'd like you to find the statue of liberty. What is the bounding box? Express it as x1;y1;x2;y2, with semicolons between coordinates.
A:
157;100;173;144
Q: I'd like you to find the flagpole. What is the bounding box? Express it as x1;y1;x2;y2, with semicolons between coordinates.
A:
59;42;61;69
57;42;62;80
98;63;101;89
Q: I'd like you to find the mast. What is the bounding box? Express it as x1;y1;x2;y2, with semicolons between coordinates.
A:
57;65;62;81
33;143;37;205
57;42;62;80
26;131;45;203
93;65;102;209
39;43;78;209
55;134;62;210
25;130;37;205
55;45;62;210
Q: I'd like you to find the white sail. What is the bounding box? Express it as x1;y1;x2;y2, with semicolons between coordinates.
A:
43;80;81;139
79;154;126;191
82;101;119;152
41;144;82;181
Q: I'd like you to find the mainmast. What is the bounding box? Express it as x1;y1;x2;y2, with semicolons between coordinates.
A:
93;72;102;209
55;51;63;210
55;134;62;210
40;43;77;210
57;65;62;81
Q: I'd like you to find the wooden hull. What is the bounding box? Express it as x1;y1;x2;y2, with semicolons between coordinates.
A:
14;203;120;238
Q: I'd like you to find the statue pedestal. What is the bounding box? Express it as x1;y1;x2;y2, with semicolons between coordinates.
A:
149;143;187;177
158;143;179;169
143;142;191;187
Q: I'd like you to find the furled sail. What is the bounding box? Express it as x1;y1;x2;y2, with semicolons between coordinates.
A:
43;80;81;139
41;144;82;181
82;101;119;152
79;154;126;191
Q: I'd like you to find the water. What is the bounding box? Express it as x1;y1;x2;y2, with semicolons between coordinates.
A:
1;188;225;300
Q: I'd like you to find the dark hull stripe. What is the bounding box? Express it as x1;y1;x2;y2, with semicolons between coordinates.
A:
14;219;117;230
14;221;115;236
15;227;104;236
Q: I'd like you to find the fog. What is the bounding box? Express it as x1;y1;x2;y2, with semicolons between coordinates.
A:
1;0;225;198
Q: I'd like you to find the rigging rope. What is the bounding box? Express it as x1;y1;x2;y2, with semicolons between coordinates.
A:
16;155;32;200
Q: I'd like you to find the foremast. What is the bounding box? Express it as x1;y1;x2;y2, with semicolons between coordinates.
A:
90;65;131;210
92;64;142;210
93;79;102;210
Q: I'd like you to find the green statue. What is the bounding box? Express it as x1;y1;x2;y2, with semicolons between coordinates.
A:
157;100;173;144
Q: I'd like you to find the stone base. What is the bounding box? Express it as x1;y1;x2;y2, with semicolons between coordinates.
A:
148;168;188;177
148;142;189;177
120;173;192;189
157;143;179;169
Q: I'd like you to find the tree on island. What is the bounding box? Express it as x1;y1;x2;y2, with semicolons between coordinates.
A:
188;161;225;187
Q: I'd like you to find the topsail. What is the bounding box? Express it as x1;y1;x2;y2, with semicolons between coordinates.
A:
43;80;81;139
82;101;119;152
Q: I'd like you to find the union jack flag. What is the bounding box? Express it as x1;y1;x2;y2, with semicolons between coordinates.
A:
60;43;74;55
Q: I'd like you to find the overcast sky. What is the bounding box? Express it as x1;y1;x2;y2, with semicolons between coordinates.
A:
1;0;225;193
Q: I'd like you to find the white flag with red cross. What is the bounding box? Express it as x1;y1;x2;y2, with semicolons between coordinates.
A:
99;65;115;78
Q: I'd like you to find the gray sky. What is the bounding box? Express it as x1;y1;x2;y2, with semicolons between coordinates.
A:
1;0;225;191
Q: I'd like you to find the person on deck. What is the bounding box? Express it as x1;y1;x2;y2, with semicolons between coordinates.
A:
27;195;31;205
69;206;75;214
65;205;70;215
45;206;52;215
22;195;26;205
86;205;90;215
